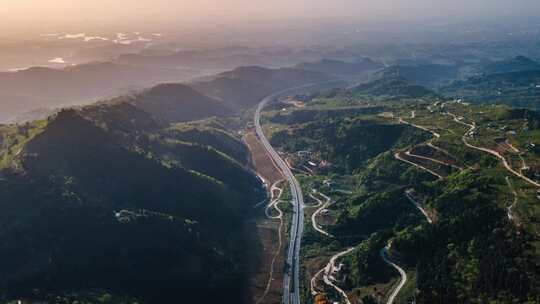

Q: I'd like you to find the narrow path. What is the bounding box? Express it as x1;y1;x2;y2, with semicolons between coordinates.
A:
506;177;518;221
309;192;334;237
321;247;356;304
394;152;443;179
445;111;529;226
446;111;540;188
11;148;23;171
519;155;530;174
426;141;457;162
506;140;520;153
404;190;434;224
256;181;285;304
310;268;325;296
399;116;463;170
405;150;460;171
265;182;284;219
398;117;435;135
380;244;407;304
308;190;352;303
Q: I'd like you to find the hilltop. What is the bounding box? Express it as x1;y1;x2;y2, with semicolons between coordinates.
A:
441;68;540;109
192;66;333;108
351;67;437;99
481;55;540;75
111;83;232;123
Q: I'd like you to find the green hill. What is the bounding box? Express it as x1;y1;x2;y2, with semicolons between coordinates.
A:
441;69;540;109
109;83;233;123
192;66;332;109
383;64;461;88
0;101;263;303
352;67;437;99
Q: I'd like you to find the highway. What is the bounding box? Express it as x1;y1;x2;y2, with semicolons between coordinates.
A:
254;81;342;304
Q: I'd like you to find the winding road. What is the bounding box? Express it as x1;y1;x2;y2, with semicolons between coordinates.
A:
321;247;355;304
254;81;341;304
380;244;407;304
505;177;518;221
399;116;463;171
265;181;284;219
394;152;444;179
446;111;540;188
257;181;285;304
309;192;334;237
404;190;433;224
405;150;459;171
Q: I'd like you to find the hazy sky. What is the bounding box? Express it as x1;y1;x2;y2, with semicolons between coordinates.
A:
2;0;540;33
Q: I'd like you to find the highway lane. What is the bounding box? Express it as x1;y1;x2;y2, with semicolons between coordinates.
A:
254;80;342;304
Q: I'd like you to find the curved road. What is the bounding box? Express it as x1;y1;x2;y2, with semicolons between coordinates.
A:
399;116;463;171
322;247;355;304
380;244;407;304
446;111;540;188
254;81;342;304
404;190;433;224
309;192;334;237
257;181;285;304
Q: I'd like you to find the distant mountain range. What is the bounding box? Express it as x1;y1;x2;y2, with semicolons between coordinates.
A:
0;62;341;123
114;46;369;71
352;56;540;109
380;64;462;88
295;58;383;76
0;62;200;122
481;55;540;75
191;66;334;108
440;56;540;109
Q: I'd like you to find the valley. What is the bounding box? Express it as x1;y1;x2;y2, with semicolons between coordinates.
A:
2;20;540;304
4;2;540;304
249;73;540;303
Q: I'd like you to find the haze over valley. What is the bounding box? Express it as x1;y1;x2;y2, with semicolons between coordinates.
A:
2;1;540;304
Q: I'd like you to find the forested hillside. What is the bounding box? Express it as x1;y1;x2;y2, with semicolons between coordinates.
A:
0;92;264;303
